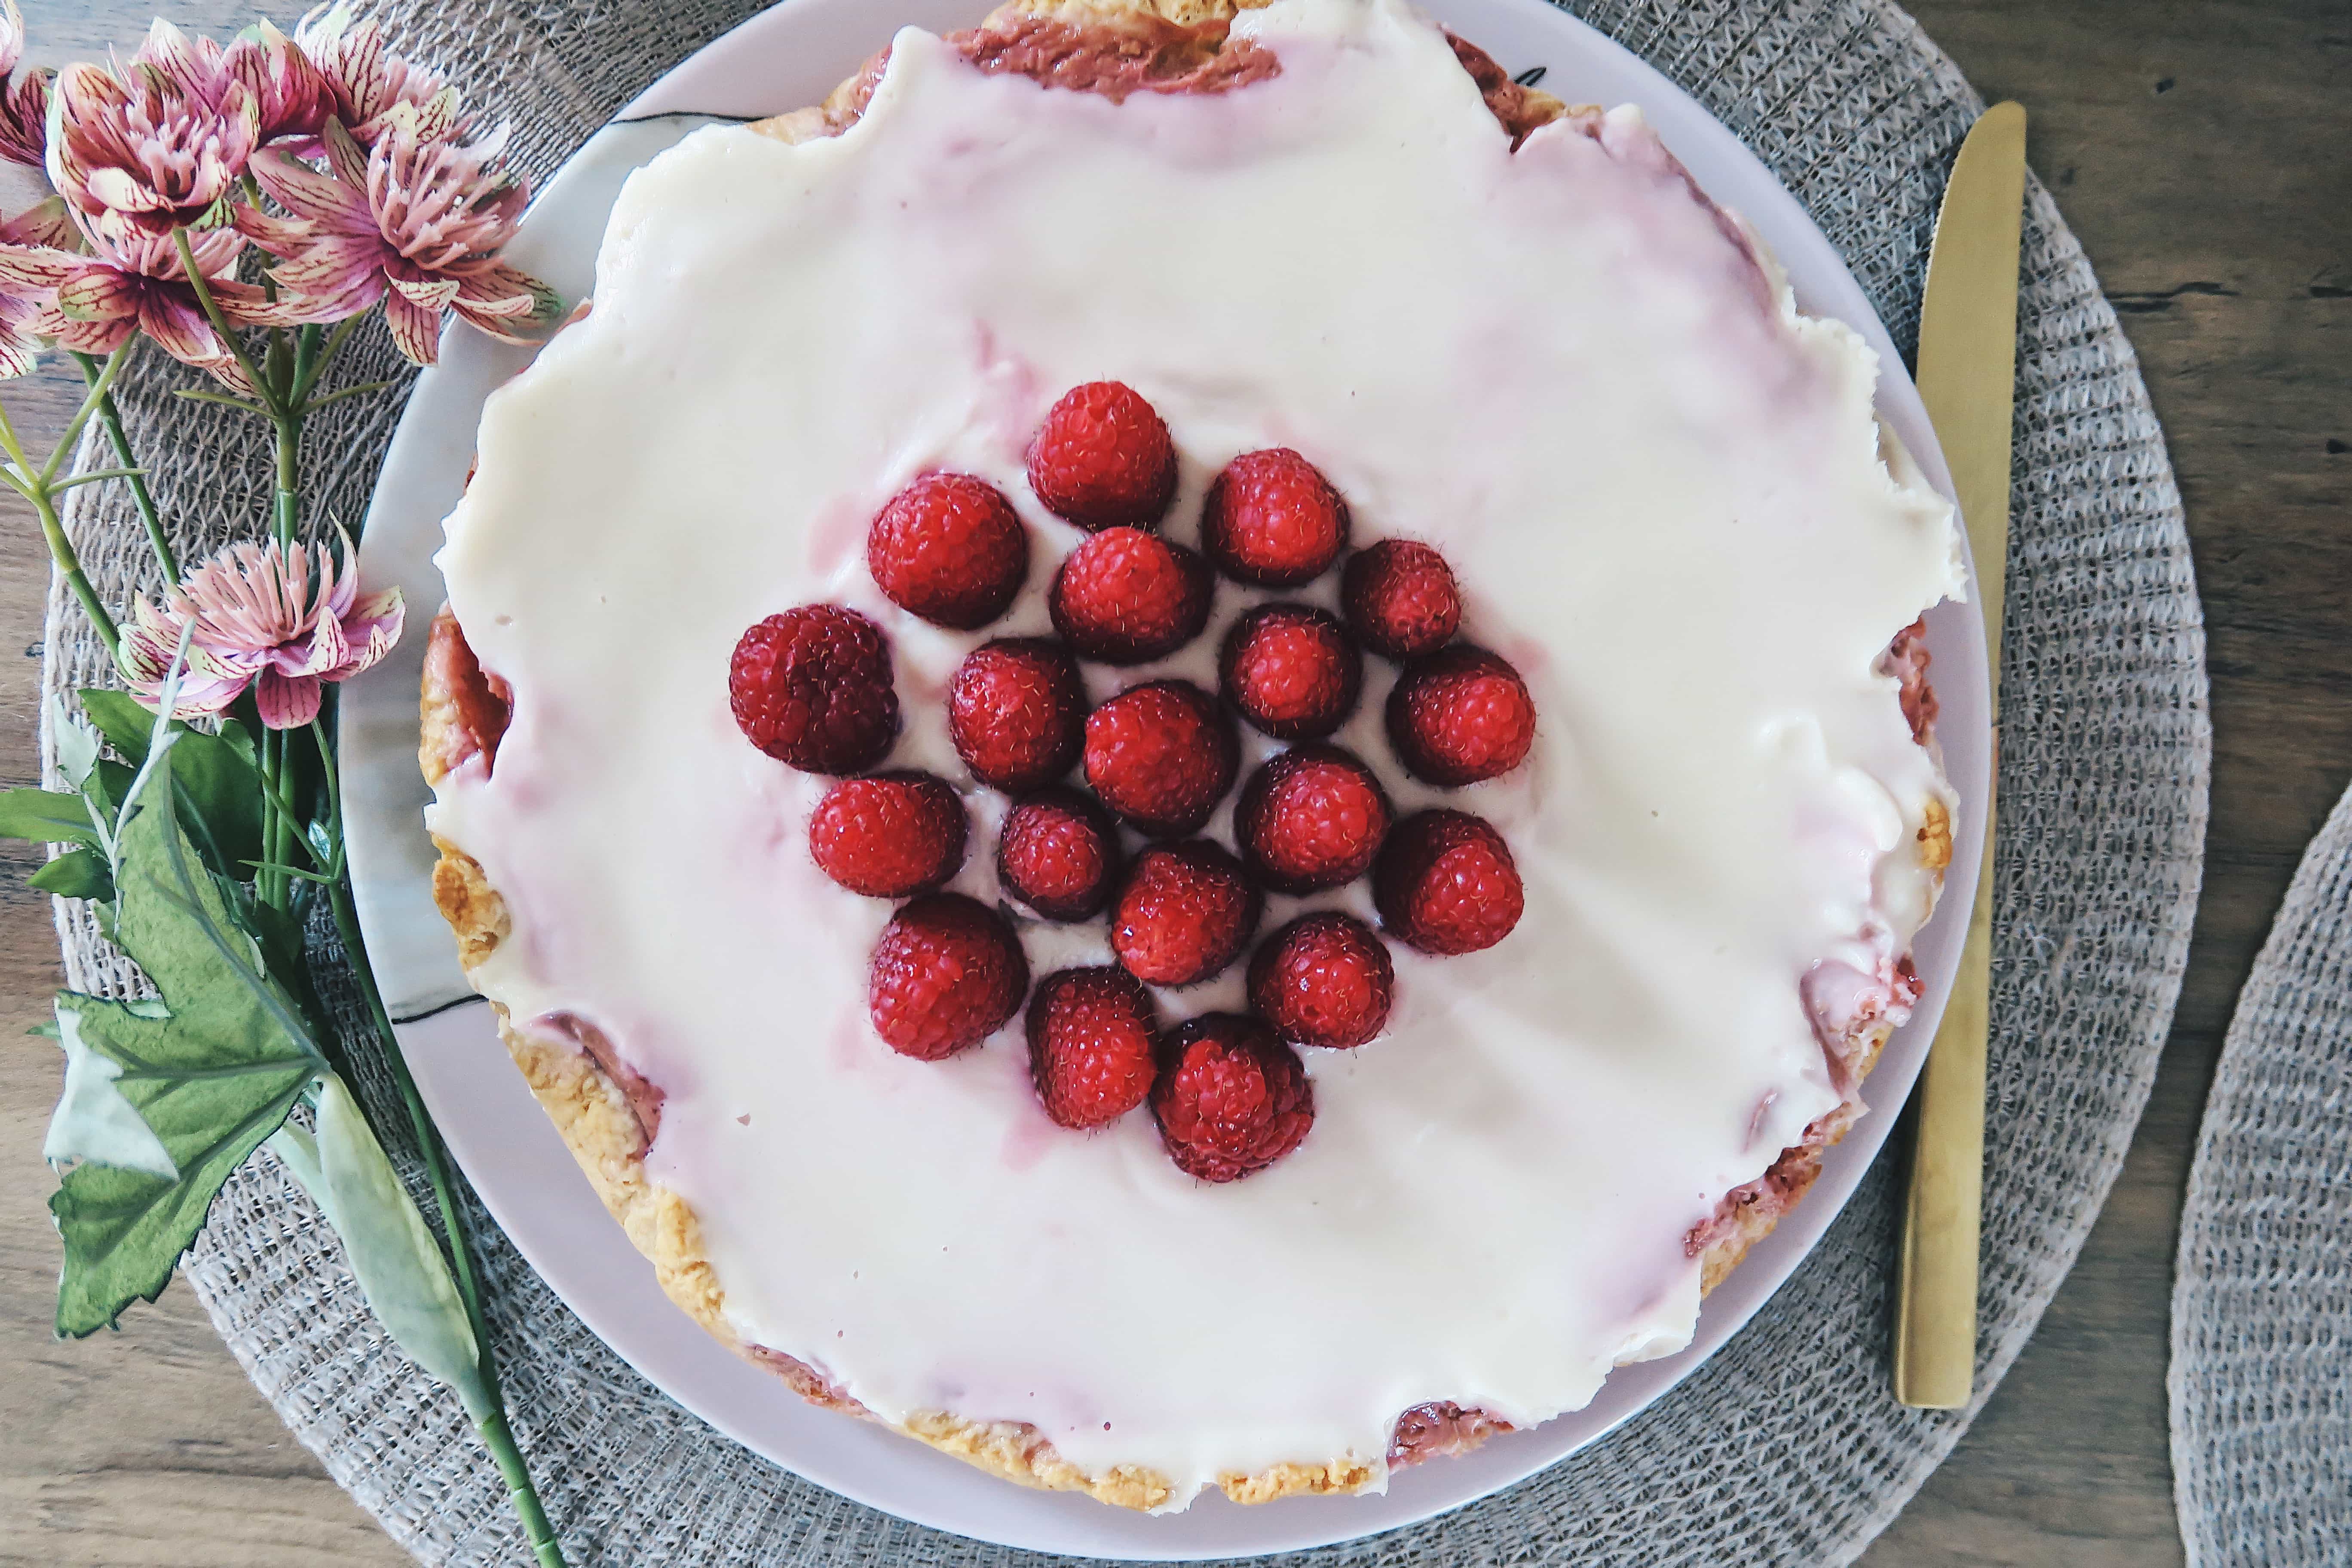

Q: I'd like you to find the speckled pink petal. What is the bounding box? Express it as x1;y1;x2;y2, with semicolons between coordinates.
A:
320;116;369;189
324;587;403;681
450;263;547;320
383;289;440;365
136;290;220;368
0;0;23;83
0;238;77;292
249;147;365;226
252;667;322;730
36;302;129;354
293;602;351;678
133;20;224;102
0;323;35;378
0;199;77;254
52;263;133;322
386;272;459;311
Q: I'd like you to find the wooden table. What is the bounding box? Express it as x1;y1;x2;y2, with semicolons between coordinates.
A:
0;1;2342;1562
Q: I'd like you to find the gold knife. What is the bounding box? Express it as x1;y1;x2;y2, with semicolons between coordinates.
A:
1892;101;2028;1410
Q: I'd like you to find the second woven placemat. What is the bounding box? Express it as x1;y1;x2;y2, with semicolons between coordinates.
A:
37;0;2209;1562
2171;778;2352;1568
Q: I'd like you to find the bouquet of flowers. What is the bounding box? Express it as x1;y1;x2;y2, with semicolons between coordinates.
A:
0;4;567;1560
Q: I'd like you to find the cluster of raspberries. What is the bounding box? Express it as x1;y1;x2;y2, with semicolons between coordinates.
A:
727;382;1537;1182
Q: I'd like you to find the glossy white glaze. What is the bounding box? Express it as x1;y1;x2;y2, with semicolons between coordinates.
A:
427;0;1960;1507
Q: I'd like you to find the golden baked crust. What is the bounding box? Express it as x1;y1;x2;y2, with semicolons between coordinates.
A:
418;0;1943;1509
749;0;1571;149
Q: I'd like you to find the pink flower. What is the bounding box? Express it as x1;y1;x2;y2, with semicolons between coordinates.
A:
123;16;334;148
122;531;404;729
0;193;77;249
294;6;462;148
0;0;52;169
251;112;555;364
0;197;81;377
36;212;322;390
49;34;259;235
227;21;337;146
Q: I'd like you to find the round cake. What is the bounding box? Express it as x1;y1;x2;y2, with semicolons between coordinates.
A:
418;0;1962;1513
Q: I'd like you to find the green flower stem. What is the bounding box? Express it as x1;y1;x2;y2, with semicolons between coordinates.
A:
0;381;121;658
273;410;300;548
312;719;566;1568
169;228;309;551
69;349;176;585
256;725;284;910
304;380;394;413
170;228;270;415
172;389;270;416
26;479;120;658
264;328;291;408
476;1403;568;1568
48;466;150;496
257;408;302;911
39;343;131;487
292;323;320;400
291;315;363;408
249;746;323;868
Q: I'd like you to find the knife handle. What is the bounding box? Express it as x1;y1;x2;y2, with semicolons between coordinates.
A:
1892;787;1994;1408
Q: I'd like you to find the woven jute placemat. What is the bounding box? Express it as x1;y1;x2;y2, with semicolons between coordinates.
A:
37;0;2210;1562
2171;779;2352;1568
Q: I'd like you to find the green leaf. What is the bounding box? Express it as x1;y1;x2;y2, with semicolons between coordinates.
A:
165;729;265;886
0;786;102;848
74;689;266;885
268;1076;491;1420
216;717;257;771
49;696;98;789
31;847;112;901
88;759;134;821
44;1003;178;1180
45;753;324;1337
213;870;325;1042
76;688;157;768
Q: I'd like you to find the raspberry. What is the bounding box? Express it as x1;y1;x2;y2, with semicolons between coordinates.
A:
1027;380;1177;531
1374;809;1524;956
1219;603;1361;740
1232;744;1391;894
1083;680;1238;838
1248;913;1394;1050
948;638;1085;793
1027;967;1158;1129
729;605;899;775
1200;448;1349;586
808;771;967;897
997;787;1122;922
867;472;1029;630
1111;840;1262;987
1048;527;1212;665
867;892;1029;1060
1342;538;1461;660
1386;645;1536;787
1151;1014;1314;1182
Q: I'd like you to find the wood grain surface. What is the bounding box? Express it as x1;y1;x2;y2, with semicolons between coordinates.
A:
1;1;2343;1563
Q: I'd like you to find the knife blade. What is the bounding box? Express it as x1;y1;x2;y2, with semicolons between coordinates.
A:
1892;100;2027;1411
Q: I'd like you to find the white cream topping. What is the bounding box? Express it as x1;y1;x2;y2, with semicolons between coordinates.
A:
427;0;1961;1507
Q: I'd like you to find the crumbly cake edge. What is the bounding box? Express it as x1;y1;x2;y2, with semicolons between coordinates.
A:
414;0;1947;1512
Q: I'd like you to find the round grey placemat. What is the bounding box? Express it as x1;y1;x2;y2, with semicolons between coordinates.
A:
2171;779;2352;1568
37;0;2210;1562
